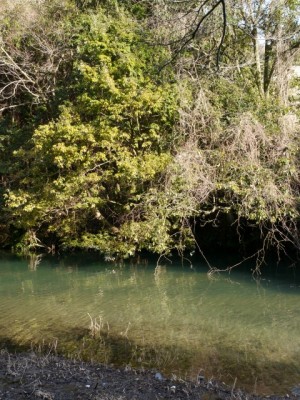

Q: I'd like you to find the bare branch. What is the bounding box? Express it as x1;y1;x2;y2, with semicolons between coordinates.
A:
0;1;73;113
156;0;227;70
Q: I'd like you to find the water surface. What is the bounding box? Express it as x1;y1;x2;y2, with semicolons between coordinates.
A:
0;252;299;395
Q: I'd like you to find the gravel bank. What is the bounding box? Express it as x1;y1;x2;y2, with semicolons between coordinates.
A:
0;350;295;400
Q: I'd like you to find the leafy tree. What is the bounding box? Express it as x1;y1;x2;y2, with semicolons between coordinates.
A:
0;0;77;248
5;6;177;256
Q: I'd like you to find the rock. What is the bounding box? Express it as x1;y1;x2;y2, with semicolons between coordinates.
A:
34;390;54;400
291;386;300;397
155;372;164;381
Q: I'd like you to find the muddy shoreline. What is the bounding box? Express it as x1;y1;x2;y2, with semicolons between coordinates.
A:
0;349;296;400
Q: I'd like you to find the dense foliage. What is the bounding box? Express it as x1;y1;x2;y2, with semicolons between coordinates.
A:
0;0;299;264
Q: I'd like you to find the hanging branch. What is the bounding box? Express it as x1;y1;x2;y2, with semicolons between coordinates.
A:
160;0;227;70
217;0;226;67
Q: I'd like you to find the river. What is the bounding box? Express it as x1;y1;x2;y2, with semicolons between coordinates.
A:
0;252;299;395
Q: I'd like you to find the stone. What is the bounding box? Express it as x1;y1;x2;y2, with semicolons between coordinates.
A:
291;386;300;397
155;372;163;381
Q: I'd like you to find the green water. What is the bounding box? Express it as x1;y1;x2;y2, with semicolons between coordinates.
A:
0;252;300;395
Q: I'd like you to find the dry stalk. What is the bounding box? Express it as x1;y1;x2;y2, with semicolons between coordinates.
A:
88;313;104;338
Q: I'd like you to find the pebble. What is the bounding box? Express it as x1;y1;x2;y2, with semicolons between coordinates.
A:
170;385;176;393
155;372;163;381
291;386;300;397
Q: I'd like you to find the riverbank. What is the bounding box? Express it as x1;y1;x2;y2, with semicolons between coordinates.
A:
0;349;296;400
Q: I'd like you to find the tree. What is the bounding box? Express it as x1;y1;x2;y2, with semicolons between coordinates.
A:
5;7;177;256
134;0;300;262
137;0;227;69
228;0;300;102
